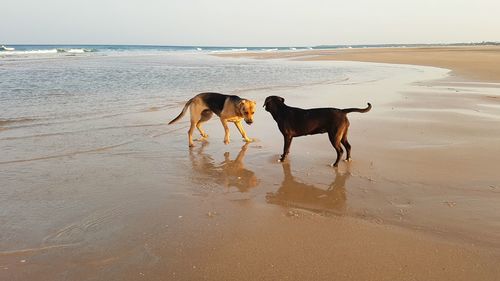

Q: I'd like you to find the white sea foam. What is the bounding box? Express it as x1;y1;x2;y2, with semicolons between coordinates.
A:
58;48;93;53
1;45;15;51
261;48;278;52
210;48;248;53
67;49;87;53
0;49;58;55
0;48;94;56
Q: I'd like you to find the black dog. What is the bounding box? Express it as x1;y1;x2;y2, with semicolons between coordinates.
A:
263;96;371;167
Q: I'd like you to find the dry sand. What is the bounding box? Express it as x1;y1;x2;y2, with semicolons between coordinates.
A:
2;47;500;280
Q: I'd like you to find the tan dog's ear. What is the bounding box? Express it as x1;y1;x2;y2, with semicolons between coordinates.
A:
238;100;246;111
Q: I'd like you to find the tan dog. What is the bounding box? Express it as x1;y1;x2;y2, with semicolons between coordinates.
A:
169;92;256;147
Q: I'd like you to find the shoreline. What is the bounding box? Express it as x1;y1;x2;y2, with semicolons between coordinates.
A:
214;46;500;83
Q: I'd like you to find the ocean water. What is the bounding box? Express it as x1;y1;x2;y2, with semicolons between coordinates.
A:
0;44;312;56
0;46;396;163
0;47;341;122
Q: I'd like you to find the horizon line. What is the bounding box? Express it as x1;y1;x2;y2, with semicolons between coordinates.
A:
3;41;500;48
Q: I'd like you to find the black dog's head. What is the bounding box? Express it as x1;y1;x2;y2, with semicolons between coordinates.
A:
263;96;285;113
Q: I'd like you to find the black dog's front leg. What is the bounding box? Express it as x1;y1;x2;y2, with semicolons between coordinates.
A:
280;135;293;161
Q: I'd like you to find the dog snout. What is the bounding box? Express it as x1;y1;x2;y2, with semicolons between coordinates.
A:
245;120;253;125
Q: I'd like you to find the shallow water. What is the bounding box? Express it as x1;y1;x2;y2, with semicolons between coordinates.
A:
2;51;500;279
0;52;398;164
0;52;417;245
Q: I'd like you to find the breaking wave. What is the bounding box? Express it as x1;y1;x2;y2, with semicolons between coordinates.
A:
0;48;95;56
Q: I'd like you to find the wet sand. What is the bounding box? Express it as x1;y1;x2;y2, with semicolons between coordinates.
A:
2;48;500;280
216;46;500;82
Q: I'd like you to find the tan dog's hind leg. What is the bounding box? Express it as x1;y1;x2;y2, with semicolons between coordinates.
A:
196;110;212;139
234;121;252;142
221;119;230;144
196;122;208;139
188;121;196;147
188;104;204;147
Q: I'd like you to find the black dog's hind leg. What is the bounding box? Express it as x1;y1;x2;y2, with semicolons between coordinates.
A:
328;131;343;167
341;137;351;161
280;135;293;161
341;127;351;161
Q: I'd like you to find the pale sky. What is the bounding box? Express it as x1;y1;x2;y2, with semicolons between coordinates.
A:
2;0;499;46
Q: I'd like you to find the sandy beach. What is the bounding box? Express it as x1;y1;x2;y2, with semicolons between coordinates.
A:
216;46;500;82
2;46;500;280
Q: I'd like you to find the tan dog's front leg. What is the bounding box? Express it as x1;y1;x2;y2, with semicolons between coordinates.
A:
221;119;230;144
234;121;252;142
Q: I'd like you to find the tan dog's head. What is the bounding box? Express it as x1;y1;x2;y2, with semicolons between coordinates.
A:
239;99;256;125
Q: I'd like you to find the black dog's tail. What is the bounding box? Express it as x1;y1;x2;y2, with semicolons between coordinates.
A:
342;103;372;114
168;98;193;125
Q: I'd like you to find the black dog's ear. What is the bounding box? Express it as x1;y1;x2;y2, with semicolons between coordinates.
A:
264;96;284;107
263;97;270;107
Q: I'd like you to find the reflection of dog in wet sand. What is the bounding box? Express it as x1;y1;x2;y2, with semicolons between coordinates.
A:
266;163;349;214
263;95;371;167
189;142;259;192
169;92;257;147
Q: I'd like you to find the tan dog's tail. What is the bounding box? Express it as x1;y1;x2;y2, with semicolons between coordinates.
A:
342;103;372;114
168;99;193;124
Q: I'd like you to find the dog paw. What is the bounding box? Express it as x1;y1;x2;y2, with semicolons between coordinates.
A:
189;143;195;147
343;158;352;162
224;140;230;145
243;138;253;143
